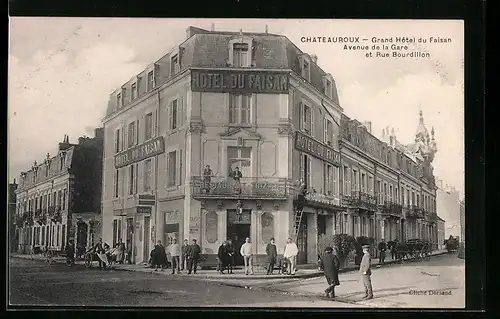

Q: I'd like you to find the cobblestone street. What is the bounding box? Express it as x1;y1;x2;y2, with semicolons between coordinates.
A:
263;253;464;308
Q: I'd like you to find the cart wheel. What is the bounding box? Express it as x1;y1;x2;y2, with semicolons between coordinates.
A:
85;254;92;268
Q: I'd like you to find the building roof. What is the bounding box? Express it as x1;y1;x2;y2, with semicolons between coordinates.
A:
437;215;446;222
105;26;341;117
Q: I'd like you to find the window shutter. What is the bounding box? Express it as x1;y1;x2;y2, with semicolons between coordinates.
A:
121;125;125;150
137;162;144;194
310;108;314;137
178;149;183;185
168;102;173;131
323;118;327;142
134;164;139;194
136;120;140;144
298;102;303;130
323;163;327;193
307;156;312;188
150;157;155;190
179;95;185;126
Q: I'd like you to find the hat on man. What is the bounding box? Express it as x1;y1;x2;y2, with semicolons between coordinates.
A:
362;245;370;249
324;246;333;253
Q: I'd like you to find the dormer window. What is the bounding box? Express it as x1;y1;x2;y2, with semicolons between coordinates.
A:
302;60;310;80
131;83;137;100
299;55;311;82
116;93;122;109
228;37;254;68
147;71;155;91
122;88;127;105
170;54;179;76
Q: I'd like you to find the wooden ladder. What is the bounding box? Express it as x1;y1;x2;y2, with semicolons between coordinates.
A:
293;207;304;242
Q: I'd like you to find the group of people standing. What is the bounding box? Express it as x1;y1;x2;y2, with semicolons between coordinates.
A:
150;238;202;275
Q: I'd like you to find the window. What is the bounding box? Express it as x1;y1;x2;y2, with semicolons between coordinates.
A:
299;154;312;189
114;170;119;198
144;159;152;192
407;189;410;205
233;43;249;67
325;79;333;98
128;122;136;147
377;181;382;203
323;119;333;145
368;176;373;194
179;150;183;185
300;103;313;135
324;164;334;196
62;189;67;210
116;93;122;109
145;112;153;140
115;129;121;153
389;185;393;202
352;170;359;192
343;166;351;195
122;88;127;105
167;151;177;187
333;166;338;196
170;99;178;130
129;165;135;195
147;71;154;91
137;77;142;94
417;194;420;208
136;120;140;144
302;59;310;80
361;173;366;192
229;94;252;125
170;54;179;76
131;83;137;100
227;146;252;178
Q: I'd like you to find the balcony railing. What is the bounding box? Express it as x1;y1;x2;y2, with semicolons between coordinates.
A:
47;206;55;215
191;176;288;199
342;191;377;211
427;212;438;223
34;209;42;219
295;191;340;209
406;205;425;219
380;201;403;217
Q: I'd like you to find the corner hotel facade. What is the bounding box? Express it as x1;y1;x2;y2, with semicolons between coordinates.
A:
102;26;438;265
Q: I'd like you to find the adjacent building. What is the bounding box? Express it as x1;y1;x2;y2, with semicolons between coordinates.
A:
437;215;446;250
436;179;461;238
9;180;18;253
15;129;104;254
100;25;439;266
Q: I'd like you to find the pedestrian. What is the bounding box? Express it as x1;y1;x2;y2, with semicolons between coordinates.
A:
231;166;243;194
116;238;125;264
265;237;277;275
359;244;374;300
65;239;75;267
391;238;399;260
152;240;167;271
318;246;340;300
187;239;201;274
378;238;386;265
203;165;213;193
283;237;298;275
217;241;228;274
225;239;235;274
94;238;107;269
181;239;189;271
240;237;254;275
169;238;181;274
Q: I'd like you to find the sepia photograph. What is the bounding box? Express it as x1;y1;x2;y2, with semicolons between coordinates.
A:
8;18;465;309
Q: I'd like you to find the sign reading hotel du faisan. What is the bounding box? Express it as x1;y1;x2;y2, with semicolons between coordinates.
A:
295;131;341;166
115;136;165;168
191;70;289;94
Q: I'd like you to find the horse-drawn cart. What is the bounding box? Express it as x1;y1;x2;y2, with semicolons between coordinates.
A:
391;239;432;263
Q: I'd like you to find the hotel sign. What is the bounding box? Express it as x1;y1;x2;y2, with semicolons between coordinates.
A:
115;136;165;168
295;131;341;166
191;70;289;94
137;206;152;214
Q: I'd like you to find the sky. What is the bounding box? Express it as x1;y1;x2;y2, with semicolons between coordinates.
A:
8;18;464;198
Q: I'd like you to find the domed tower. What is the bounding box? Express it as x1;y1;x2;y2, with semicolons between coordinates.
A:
413;110;437;163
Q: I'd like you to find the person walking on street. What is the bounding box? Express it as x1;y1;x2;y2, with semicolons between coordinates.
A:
169;238;182;274
181;239;189;271
240;237;254;275
391;238;399;260
65;239;75;267
283;238;299;275
360;244;374;300
187;239;201;274
318;246;340;300
116;239;125;264
378;238;386;265
217;241;228;274
265;238;277;275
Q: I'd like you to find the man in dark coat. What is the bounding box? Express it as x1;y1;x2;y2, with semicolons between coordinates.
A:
378;238;387;265
225;239;235;274
152;240;167;271
187;239;201;274
359;244;373;300
318;246;340;300
65;239;75;267
217;241;228;274
265;238;278;275
181;239;189;271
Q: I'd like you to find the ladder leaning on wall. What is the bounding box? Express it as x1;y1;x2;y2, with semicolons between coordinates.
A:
293;180;306;242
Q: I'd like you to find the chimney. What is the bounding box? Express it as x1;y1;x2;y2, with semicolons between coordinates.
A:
94;127;104;139
310;54;318;64
265;25;268;34
211;23;215;31
59;134;72;151
362;121;372;134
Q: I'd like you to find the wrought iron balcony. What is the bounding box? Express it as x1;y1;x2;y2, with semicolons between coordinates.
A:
406;205;425;219
427;212;438;223
294;190;340;210
191;176;288;200
342;191;377;211
380;201;403;217
34;209;42;219
47;206;55;215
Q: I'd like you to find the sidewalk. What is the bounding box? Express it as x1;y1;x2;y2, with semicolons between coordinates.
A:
10;253;85;265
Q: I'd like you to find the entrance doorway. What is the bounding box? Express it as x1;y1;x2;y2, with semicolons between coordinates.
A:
126;218;134;262
143;216;151;263
227;209;251;266
77;221;88;250
296;213;308;264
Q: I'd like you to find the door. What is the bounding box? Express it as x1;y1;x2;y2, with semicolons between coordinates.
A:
296;214;308;264
126;218;134;260
143;216;151;263
77;222;88;250
226;208;251;266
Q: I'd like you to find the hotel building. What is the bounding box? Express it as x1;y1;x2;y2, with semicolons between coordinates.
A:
14;129;103;254
101;25;439;266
